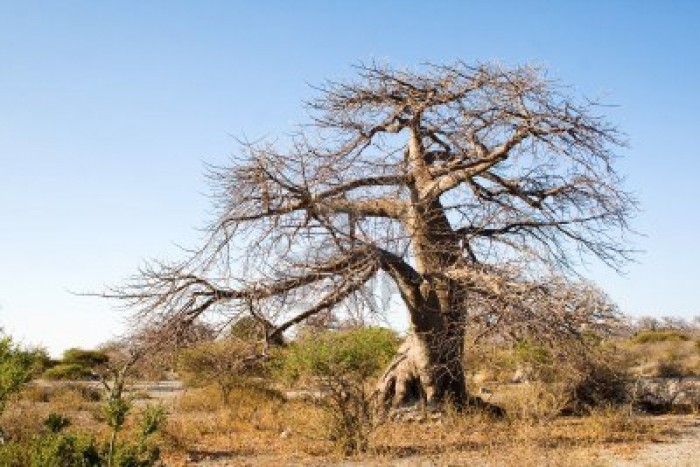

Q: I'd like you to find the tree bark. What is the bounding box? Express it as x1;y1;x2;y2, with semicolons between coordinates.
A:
374;272;468;413
373;192;474;413
375;324;466;412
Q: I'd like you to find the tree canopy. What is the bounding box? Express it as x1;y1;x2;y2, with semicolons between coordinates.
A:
107;61;634;408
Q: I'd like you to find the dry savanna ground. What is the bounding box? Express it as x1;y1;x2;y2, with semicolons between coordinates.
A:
2;377;698;466
2;326;700;466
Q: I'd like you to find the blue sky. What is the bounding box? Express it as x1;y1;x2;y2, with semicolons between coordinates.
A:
1;1;699;355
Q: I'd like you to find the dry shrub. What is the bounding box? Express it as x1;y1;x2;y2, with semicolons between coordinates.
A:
566;357;629;413
620;335;700;377
0;401;48;442
164;382;298;455
1;382;105;442
177;336;269;405
21;384;54;403
369;403;661;466
632;330;689;344
176;385;224;413
469;336;630;417
503;382;570;421
22;382;102;405
655;361;686;378
46;385;101;413
581;406;654;442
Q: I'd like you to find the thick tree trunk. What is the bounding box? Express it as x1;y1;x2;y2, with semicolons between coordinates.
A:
374;307;467;413
373;196;474;414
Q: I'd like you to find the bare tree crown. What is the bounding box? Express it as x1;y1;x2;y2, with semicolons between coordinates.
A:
109;62;634;346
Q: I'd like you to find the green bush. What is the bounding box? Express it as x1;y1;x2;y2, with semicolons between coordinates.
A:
0;433;100;467
62;348;110;367
277;326;399;384
43;363;95;381
275;327;399;455
109;441;161;467
0;432;162;467
0;333;47;415
43;413;71;433
41;348;110;381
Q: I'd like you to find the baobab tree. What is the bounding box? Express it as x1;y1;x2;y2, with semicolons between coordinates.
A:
109;62;633;411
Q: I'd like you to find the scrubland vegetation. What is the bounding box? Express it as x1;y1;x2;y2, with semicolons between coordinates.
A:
0;316;699;465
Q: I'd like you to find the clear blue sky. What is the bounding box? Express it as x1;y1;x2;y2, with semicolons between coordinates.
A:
1;1;699;355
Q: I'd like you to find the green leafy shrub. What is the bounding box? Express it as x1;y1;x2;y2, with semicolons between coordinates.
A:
42;348;110;381
43;413;71;433
43;363;95;381
139;405;167;440
62;348;110;367
0;431;162;467
275;327;399;454
277;326;399;384
0;333;47;416
0;433;100;467
109;441;161;467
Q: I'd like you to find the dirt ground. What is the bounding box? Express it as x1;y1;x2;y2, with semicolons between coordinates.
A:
136;381;700;466
606;415;700;467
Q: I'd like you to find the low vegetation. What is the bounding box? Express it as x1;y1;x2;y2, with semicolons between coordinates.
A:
0;317;698;465
275;327;399;454
42;348;110;381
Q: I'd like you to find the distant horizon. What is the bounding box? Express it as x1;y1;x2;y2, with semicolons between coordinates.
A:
2;1;699;356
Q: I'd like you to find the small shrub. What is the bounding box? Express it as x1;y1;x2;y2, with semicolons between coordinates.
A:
62;348;110;368
507;382;570;421
566;358;629;412
139;405;167;440
0;433;100;467
275;327;399;454
43;413;71;433
104;397;131;433
104;406;167;467
110;441;161;467
22;384;53;403
0;432;163;467
0;334;47;415
43;364;95;381
655;361;686;378
178;337;266;404
632;330;689;344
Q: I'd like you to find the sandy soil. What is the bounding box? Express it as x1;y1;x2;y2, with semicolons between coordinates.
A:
607;415;700;467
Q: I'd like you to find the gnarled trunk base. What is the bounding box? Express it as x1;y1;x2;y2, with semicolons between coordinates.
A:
374;331;467;414
373;330;505;418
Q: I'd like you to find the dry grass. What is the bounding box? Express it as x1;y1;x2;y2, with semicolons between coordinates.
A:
161;385;336;464
0;379;171;457
2;362;691;465
0;381;107;441
150;380;680;466
621;338;700;377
